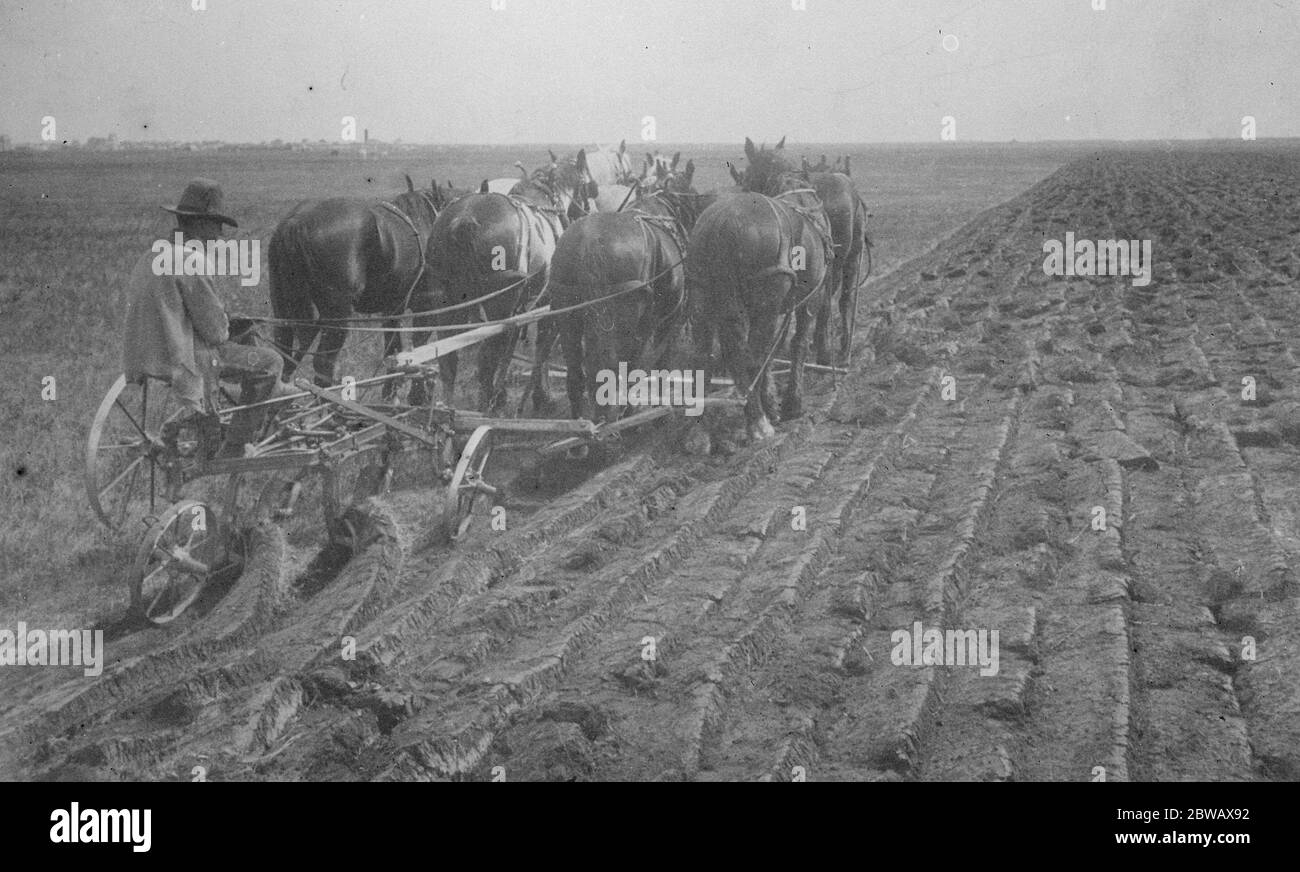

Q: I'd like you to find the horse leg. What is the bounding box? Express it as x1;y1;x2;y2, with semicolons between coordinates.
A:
270;268;311;382
496;325;523;414
381;317;401;401
440;350;459;406
562;313;586;420
813;264;838;368
526;316;559;414
407;279;438;407
782;298;814;422
313;317;347;388
479;326;519;414
720;310;771;442
747;307;781;426
839;260;858;366
274;323;301;382
406;313;435;407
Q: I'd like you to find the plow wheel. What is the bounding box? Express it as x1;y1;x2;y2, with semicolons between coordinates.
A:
444;425;497;542
132;499;227;625
87;375;190;534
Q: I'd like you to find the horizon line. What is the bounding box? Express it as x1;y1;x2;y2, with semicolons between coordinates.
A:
4;135;1298;148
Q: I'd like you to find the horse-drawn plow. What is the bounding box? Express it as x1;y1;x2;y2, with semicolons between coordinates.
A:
85;298;750;626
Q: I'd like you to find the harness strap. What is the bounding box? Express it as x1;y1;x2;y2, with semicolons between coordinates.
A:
376;200;431;314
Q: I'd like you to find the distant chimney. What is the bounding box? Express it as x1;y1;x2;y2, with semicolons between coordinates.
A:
364;128;369;144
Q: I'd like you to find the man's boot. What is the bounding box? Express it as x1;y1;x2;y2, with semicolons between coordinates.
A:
216;407;265;459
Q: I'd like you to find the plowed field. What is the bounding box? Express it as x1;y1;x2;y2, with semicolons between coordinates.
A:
5;145;1299;781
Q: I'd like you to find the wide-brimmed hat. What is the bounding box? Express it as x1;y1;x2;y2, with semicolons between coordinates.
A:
163;178;238;227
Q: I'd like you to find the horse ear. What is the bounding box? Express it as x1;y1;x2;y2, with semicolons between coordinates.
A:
744;137;756;162
619;139;626;154
479;179;490;194
728;162;743;184
844;156;851;176
777;136;786;150
671;151;680;169
548;149;558;164
576;149;588;173
404;173;415;192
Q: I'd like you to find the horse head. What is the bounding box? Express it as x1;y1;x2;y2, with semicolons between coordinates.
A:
614;139;635;183
513;153;588;223
740;135;795;195
644;154;696;195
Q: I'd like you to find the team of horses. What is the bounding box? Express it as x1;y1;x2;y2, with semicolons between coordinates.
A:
266;137;872;441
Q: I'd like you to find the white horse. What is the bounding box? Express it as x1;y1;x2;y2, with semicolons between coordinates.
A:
484;161;529;195
580;140;635;187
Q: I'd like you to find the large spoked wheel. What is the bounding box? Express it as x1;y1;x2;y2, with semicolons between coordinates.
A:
444;425;496;542
87;375;192;534
132;499;226;625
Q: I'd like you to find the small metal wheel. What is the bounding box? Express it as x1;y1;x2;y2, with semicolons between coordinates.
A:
444;425;496;542
87;375;191;533
132;499;226;625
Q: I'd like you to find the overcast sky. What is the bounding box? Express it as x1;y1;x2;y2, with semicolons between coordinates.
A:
1;0;1296;144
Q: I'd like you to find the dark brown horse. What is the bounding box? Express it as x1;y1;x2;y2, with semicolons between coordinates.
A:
546;177;712;423
740;138;871;366
689;146;833;440
267;176;455;399
426;158;587;412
